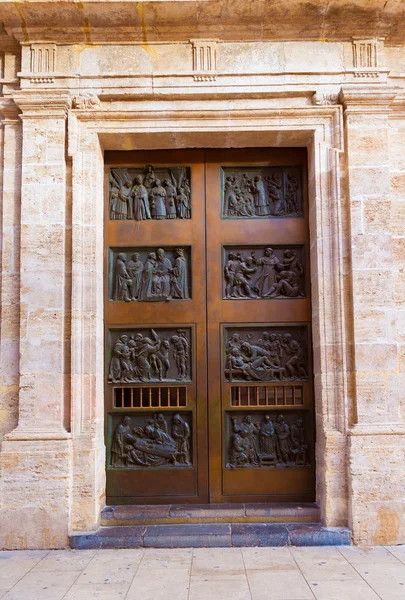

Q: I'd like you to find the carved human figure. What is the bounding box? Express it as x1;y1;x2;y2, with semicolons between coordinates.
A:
163;179;177;219
268;269;301;298
253;175;270;216
143;164;156;189
155;339;170;380
175;188;189;219
131;175;151;221
126;253;143;299
226;332;242;354
274;414;291;465
259;415;276;458
224;252;241;297
281;334;307;379
111;416;132;466
229;432;249;467
232;256;258;298
225;347;261;381
155;413;168;434
172;414;191;465
112;253;135;302
109;175;119;220
252;248;280;297
127;423;177;467
115;180;132;220
285;173;300;214
149;179;167;219
260;332;282;367
182;179;191;217
133;330;161;382
224;176;240;216
241;415;260;464
140;252;158;300
171;247;189;299
240;174;255;215
240;341;284;380
267;173;284;216
290;419;307;465
154;248;173;300
108;334;136;383
171;333;189;380
281;249;304;276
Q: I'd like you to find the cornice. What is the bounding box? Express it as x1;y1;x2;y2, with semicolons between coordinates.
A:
338;85;400;112
11;91;72;117
0;97;20;121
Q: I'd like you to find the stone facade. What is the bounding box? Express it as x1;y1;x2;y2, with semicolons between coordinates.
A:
1;0;405;548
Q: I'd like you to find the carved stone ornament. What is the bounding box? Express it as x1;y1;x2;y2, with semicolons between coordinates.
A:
109;166;191;221
191;40;217;81
312;92;339;106
223;245;305;299
72;94;101;110
110;412;192;468
108;327;192;384
226;411;309;469
224;326;308;383
222;167;303;218
109;247;190;302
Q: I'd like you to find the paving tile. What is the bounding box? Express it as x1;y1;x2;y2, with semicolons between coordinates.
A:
1;570;79;600
386;545;405;564
247;569;314;599
32;549;96;571
63;583;130;599
191;547;244;579
307;579;380;600
140;548;193;569
339;545;402;564
143;523;231;547
189;577;251;600
291;546;347;561
242;547;297;571
232;523;289;547
297;558;361;581
126;567;190;600
0;551;49;568
74;550;143;585
354;563;405;599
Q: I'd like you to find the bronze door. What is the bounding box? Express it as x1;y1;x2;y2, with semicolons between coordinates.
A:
105;148;314;505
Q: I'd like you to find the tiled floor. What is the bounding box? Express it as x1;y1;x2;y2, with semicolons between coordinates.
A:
1;546;405;599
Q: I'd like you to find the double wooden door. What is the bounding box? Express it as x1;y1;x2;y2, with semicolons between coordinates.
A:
105;148;314;505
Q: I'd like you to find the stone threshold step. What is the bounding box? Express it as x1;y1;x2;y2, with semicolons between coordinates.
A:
70;523;351;549
101;502;320;526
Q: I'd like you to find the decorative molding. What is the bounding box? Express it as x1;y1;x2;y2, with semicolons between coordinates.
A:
30;43;56;74
12;91;72;117
351;38;384;79
338;85;399;113
312;91;339;106
190;39;217;81
72;94;101;110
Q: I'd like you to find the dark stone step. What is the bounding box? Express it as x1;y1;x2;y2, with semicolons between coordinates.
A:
70;522;351;549
101;502;320;526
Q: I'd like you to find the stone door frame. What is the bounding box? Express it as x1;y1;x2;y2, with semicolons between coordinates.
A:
69;101;350;533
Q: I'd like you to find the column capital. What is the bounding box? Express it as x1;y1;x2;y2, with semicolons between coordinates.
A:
338;85;399;113
11;90;72;118
0;97;20;122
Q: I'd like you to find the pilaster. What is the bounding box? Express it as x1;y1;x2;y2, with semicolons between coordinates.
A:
0;91;72;549
340;84;405;544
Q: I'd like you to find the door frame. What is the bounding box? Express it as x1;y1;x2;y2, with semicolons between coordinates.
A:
69;105;350;532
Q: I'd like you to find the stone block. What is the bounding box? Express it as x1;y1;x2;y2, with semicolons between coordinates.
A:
143;524;232;548
287;524;351;546
231;524;289;547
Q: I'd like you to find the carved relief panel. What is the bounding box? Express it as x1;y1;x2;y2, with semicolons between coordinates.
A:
224;325;309;383
222;167;303;218
109;246;191;302
109;165;191;220
108;327;192;384
223;245;305;299
109;412;192;468
225;411;310;469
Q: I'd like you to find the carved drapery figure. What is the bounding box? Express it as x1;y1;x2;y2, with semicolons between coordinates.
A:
131;175;151;221
274;414;290;465
126;253;143;299
172;414;191;464
143;164;156;189
224;328;307;383
259;415;276;458
154;248;172;300
110;414;192;468
112;253;135;302
252;248;280;297
140;252;158;300
163;179;177;219
171;331;189;380
108;334;136;383
149;179;167;219
171;248;189;299
285;174;300;214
